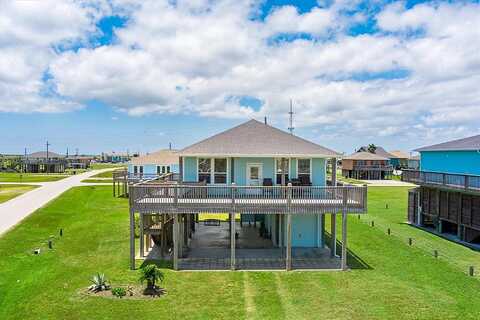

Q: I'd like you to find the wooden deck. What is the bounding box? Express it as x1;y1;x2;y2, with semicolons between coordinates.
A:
129;184;367;215
402;169;480;193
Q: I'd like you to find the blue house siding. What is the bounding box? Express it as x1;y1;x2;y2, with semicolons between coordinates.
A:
182;156;327;187
312;158;326;186
183;157;197;181
233;157;275;185
128;163;179;175
420;151;480;175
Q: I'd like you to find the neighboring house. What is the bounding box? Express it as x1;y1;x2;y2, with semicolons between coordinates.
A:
389;150;410;169
407;154;420;170
22;151;67;173
342;152;393;180
403;134;480;246
126;119;368;271
128;149;179;179
102;152;130;163
66;156;94;169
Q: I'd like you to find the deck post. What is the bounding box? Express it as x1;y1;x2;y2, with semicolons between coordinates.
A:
231;183;236;270
286;183;292;271
341;209;347;270
161;214;166;256
330;213;337;257
139;213;145;257
341;187;348;270
331;158;337;186
173;214;179;271
231;212;236;270
129;208;135;270
113;180;116;197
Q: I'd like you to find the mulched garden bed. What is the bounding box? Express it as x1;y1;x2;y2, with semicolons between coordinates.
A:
81;284;166;300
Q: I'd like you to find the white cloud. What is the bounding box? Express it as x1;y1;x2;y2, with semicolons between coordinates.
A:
1;0;480;147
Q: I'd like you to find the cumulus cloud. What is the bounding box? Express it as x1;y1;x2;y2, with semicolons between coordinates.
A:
1;0;480;145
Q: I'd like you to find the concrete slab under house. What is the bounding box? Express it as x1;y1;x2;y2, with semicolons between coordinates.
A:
123;119;368;271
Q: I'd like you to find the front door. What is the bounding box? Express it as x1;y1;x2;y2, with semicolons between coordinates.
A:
246;163;263;186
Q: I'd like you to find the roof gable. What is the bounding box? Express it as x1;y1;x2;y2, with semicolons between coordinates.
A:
179;119;339;157
130;149;179;165
415;135;480;152
27;151;63;158
343;151;389;161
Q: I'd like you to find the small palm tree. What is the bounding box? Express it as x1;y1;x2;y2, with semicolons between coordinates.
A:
367;144;377;154
139;264;164;290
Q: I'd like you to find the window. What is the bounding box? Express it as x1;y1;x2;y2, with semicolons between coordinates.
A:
276;158;289;184
139;166;143;175
198;158;211;183
214;158;227;184
197;158;227;184
134;166;138;175
167;166;171;173
162;166;166;174
298;159;311;182
157;166;161;175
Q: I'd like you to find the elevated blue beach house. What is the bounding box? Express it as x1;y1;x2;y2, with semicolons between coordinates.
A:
403;134;480;246
127;119;367;271
128;149;179;179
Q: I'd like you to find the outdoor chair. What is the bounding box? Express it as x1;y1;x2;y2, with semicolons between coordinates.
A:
263;178;274;197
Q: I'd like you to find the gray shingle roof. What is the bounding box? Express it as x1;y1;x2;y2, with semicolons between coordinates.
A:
389;150;410;159
415;135;480;152
179;119;339;157
27;151;63;159
343;151;389;161
357;146;396;159
130;149;179;165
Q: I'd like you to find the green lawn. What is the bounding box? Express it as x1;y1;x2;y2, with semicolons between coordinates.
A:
1;186;480;319
0;184;38;203
90;163;127;170
81;179;113;183
91;170;117;178
0;172;68;182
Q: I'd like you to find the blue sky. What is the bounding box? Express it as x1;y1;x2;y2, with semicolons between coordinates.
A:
1;0;480;155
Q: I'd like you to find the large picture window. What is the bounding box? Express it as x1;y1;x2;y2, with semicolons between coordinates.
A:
198;158;227;184
198;158;211;183
276;158;289;184
298;159;311;183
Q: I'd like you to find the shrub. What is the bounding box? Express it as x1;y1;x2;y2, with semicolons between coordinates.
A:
139;264;164;290
88;273;110;292
112;287;126;298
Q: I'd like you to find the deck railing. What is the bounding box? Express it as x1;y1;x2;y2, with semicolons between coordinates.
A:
352;164;393;171
402;169;480;192
129;184;367;215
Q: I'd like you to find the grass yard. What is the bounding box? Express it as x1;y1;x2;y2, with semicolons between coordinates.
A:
90;163;127;170
1;186;480;319
92;170;117;178
0;172;68;182
0;184;38;203
81;179;114;183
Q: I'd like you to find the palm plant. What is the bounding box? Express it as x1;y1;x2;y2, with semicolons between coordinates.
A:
139;264;164;290
88;272;110;292
367;144;377;153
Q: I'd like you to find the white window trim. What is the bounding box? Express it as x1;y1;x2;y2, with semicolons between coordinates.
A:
246;162;263;185
296;158;312;182
196;157;229;185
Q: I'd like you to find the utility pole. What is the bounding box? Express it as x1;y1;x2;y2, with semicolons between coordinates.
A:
288;99;294;135
66;147;69;157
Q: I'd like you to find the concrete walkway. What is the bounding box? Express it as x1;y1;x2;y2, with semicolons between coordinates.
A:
0;169;114;236
361;179;416;187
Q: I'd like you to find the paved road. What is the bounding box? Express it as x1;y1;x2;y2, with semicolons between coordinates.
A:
0;169;114;236
361;179;416;187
